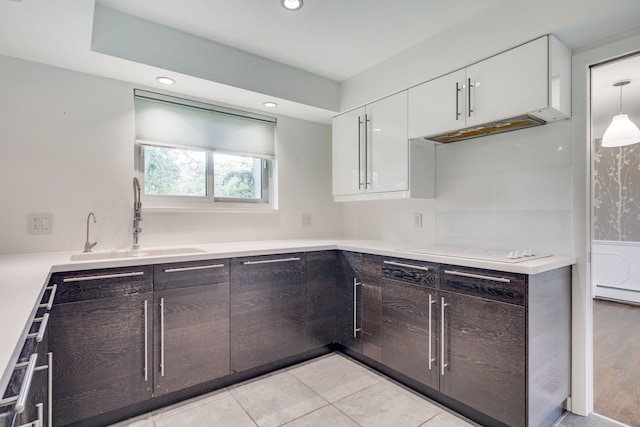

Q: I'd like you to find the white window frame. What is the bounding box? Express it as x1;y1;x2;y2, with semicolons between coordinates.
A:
134;91;278;212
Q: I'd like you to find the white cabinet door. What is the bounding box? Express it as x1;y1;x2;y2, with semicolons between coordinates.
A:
332;107;365;196
408;69;465;139
367;92;409;193
466;37;548;126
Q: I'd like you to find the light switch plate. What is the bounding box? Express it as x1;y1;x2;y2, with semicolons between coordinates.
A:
302;213;312;227
27;213;53;234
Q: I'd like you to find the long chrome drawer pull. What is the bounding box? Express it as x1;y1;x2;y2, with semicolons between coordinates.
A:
26;313;50;343
353;278;362;338
428;294;435;370
383;260;429;271
164;264;225;273
144;300;148;382
160;298;165;377
243;257;301;265
63;271;145;282
443;270;510;283
15;353;38;414
38;284;57;310
441;298;448;376
48;352;52;427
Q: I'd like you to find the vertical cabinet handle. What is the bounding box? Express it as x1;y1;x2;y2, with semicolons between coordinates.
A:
455;82;461;120
38;284;57;311
353;278;362;338
14;354;38;414
47;352;52;427
467;78;473;117
365;114;371;188
358;115;363;189
441;297;449;376
428;294;436;370
160;297;165;377
143;300;148;382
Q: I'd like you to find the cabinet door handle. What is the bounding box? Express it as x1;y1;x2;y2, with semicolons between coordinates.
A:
365;114;371;188
358;115;363;189
383;260;429;271
163;264;225;273
160;297;165;377
444;270;511;283
26;313;50;343
428;294;436;370
48;352;52;427
242;257;300;265
441;297;448;376
38;284;57;310
144;300;148;382
467;78;473;117
455;82;461;120
353;278;362;338
15;353;38;414
62;271;144;282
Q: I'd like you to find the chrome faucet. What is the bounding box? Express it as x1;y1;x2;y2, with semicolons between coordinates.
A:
83;212;97;252
133;177;142;249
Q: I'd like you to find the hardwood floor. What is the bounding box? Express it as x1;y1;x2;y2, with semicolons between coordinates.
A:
594;299;640;427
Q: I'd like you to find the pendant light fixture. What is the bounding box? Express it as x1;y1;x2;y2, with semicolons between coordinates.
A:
601;80;640;147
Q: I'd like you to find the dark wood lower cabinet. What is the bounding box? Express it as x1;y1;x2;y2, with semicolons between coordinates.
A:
440;291;526;427
305;251;337;347
152;260;230;396
230;253;308;372
336;252;382;361
38;252;569;427
152;283;230;395
50;292;152;426
49;266;154;426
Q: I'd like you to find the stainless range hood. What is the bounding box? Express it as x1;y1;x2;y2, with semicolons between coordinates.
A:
425;114;546;143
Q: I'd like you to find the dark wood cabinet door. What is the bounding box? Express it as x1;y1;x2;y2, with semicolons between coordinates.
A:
382;280;439;389
153;282;230;396
305;251;337;348
361;255;382;362
230;253;306;372
50;293;152;426
440;291;526;427
335;252;363;353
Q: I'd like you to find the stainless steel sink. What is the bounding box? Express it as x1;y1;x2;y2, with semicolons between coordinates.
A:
70;247;206;261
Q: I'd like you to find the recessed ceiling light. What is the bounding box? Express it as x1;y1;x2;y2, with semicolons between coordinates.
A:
156;76;175;85
281;0;303;11
263;102;278;108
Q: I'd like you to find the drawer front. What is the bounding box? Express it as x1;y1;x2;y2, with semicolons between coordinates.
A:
440;265;526;306
50;265;153;304
154;259;229;292
381;257;438;289
230;252;306;283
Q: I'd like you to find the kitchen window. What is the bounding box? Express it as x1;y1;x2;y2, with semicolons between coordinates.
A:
134;90;276;210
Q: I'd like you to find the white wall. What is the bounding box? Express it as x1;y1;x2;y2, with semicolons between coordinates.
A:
341;121;573;254
0;55;342;254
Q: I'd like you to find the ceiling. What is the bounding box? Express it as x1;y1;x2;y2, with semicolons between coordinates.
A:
1;0;640;123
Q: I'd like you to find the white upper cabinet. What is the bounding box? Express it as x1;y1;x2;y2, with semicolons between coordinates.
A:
333;91;435;201
332;106;365;197
408;35;571;140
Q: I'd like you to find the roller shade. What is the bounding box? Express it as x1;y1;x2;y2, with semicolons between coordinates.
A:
134;90;276;158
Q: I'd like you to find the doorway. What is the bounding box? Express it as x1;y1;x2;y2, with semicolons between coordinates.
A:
590;52;640;426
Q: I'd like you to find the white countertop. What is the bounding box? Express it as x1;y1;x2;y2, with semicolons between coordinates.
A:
0;239;576;396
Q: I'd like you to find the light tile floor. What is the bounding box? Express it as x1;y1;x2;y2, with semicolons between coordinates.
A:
110;353;476;427
110;353;625;427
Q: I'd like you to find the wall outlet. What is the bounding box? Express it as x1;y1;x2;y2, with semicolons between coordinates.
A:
302;213;312;227
413;213;422;229
27;213;53;234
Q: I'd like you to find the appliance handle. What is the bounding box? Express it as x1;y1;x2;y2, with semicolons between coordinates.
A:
164;264;225;273
243;257;301;265
63;271;144;282
444;270;511;283
383;260;429;272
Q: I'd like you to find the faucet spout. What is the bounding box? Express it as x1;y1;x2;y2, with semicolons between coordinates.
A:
133;177;142;249
83;212;97;253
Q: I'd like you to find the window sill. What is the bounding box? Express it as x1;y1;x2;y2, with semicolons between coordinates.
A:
143;206;280;214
